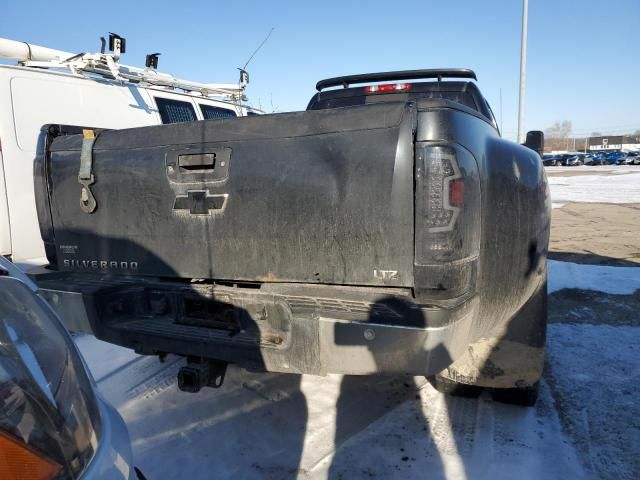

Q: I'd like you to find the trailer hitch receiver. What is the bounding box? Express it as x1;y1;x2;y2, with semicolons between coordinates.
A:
178;358;228;393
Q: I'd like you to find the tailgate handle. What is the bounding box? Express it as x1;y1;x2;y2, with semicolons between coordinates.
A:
178;153;216;171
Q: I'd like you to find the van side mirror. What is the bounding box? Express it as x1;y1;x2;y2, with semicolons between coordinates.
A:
523;130;544;157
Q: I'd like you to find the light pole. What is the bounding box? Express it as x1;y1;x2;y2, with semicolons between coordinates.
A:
517;0;529;144
500;88;503;134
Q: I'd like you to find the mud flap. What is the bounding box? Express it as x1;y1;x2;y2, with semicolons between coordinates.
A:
437;279;547;389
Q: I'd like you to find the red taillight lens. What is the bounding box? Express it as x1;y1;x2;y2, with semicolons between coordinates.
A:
364;83;412;93
449;178;465;206
414;144;481;302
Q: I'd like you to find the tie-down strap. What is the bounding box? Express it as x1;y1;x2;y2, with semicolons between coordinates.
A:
78;129;97;213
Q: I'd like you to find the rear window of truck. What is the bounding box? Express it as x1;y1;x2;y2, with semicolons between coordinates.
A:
308;90;479;111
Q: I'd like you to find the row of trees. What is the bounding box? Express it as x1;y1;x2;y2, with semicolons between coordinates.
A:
543;121;640;152
544;121;574;152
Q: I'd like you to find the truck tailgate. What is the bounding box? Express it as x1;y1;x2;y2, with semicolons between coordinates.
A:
40;102;415;287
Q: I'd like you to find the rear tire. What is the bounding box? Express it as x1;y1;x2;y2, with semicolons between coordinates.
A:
428;375;483;398
429;376;540;407
432;279;547;408
490;382;539;407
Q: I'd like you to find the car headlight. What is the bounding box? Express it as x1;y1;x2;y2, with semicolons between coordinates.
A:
0;275;101;479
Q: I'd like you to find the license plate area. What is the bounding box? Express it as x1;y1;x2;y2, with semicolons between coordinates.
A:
177;293;240;331
96;284;291;348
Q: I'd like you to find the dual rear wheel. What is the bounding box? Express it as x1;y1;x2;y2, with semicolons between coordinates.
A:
428;375;539;407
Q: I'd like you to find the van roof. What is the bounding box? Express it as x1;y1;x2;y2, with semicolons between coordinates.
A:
0;64;255;110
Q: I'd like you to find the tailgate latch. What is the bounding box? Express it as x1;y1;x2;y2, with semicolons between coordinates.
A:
78;129;97;213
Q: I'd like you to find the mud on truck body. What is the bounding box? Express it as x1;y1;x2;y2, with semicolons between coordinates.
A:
30;69;550;405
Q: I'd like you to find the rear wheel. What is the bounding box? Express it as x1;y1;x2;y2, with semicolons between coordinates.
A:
432;279;547;407
428;375;483;398
429;376;540;406
490;382;539;407
430;376;540;406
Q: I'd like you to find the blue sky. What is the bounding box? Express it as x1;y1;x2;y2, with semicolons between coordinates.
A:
2;0;638;140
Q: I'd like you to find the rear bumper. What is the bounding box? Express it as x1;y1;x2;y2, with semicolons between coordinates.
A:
31;270;478;376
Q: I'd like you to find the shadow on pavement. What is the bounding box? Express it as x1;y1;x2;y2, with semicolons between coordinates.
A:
548;250;640;267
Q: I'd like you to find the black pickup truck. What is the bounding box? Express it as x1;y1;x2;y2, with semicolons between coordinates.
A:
31;69;550;405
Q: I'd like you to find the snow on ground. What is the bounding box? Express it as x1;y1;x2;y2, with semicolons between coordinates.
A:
544;165;640;174
545;324;640;480
547;171;640;204
77;335;585;480
548;260;640;294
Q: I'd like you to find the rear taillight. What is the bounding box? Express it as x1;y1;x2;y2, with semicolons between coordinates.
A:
420;148;462;232
364;83;412;93
414;144;481;302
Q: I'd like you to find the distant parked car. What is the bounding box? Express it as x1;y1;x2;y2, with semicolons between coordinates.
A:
583;153;599;165
565;154;585;166
542;153;575;166
605;151;626;165
555;153;575;166
592;152;608;165
622;152;640;165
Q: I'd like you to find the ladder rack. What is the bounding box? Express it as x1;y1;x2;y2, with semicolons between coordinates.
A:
0;37;248;100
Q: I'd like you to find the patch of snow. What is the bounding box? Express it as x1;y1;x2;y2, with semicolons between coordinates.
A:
548;260;640;294
611;168;640;174
546;324;640;480
547;172;640;203
551;203;565;209
76;336;586;479
545;165;640;174
316;379;584;480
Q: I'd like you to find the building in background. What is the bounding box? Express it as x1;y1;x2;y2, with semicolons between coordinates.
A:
588;135;640;151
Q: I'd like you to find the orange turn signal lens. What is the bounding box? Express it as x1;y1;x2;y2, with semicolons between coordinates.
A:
0;431;62;480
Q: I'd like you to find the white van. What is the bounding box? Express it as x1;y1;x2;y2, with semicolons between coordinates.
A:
0;37;259;266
